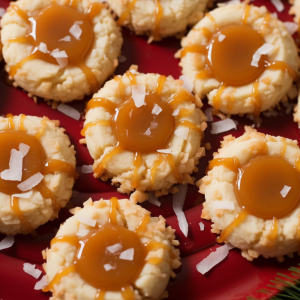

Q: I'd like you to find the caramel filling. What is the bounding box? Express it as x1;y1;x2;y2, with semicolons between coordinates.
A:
8;0;102;91
44;197;175;299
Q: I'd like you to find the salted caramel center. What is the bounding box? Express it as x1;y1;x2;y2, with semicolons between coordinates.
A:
207;25;266;86
112;92;175;152
75;224;145;290
0;130;45;194
235;155;300;219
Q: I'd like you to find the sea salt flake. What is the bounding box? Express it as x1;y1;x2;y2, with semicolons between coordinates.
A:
172;109;180;116
34;275;48;290
19;143;30;157
51;50;68;58
104;263;114;271
107;243;122;254
17;172;44;191
69;23;82;40
77;214;96;227
196;244;232;274
174;127;189;140
57;103;81;120
157;149;172;154
144;128;151;136
218;34;226;42
199;222;205;231
23;263;42;279
132;84;146;108
284;22;298;36
55;57;68;68
280;185;291;198
1;149;23;181
38;42;50;54
59;35;71;42
76;228;90;237
0;235;14;250
148;193;161;207
173;184;188;237
152;104;162;115
74;20;83;25
12;191;33;198
271;0;284;12
119;248;134;260
179;75;194;93
150;122;158;129
211;118;237;134
0;7;6;17
82;165;94;174
213;201;235;210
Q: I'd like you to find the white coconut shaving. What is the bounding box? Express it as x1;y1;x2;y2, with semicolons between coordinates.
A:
218;34;226;42
69;23;82;40
76;228;90;237
104;263;114;271
280;185;291;198
0;235;14;250
205;107;213;122
12;191;33;199
199;222;205;231
59;35;71;42
173;184;188;237
17;172;44;191
1;149;24;181
34;275;48;290
172;109;180;116
152;104;162;115
77;214;96;227
284;22;298;36
0;7;5;17
19;143;30;157
118;55;127;63
271;0;284;12
23;263;42;279
107;243;122;254
211;118;237;134
119;248;134;260
132;84;146;108
213;201;235;210
196;244;232;274
179;75;193;93
82;165;94;174
157;149;172;154
251;43;274;67
57;103;81;120
38;42;50;54
174;127;189;140
148;193;161;207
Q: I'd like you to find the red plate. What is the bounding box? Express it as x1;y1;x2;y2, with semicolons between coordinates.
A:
0;0;299;299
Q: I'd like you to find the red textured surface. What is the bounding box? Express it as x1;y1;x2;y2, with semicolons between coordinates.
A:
0;0;299;299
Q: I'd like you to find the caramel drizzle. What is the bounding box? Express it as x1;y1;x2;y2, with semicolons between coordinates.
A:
82;74;202;185
8;3;102;92
280;139;287;157
180;4;299;115
44;197;175;299
267;217;278;247
10;196;33;232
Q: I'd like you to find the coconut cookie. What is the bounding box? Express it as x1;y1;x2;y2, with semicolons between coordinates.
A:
81;68;207;201
0;115;77;235
108;0;210;41
199;126;300;261
177;3;299;115
42;197;181;300
1;0;123;102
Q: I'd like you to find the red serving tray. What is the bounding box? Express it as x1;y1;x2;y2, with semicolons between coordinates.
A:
0;0;299;299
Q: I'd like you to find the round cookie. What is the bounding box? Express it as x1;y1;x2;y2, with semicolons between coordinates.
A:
42;197;181;300
1;0;123;102
81;68;207;201
108;0;210;41
0;115;77;235
177;3;299;115
198;126;300;261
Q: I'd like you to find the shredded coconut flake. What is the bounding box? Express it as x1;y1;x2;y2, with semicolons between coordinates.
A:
148;193;161;207
19;143;30;157
199;222;205;231
218;34;226;42
179;75;193;93
82;165;94;174
119;248;134;260
213;201;235;210
77;214;96;227
69;23;82;40
0;7;5;17
34;275;48;290
107;243;122;254
38;42;50;54
0;235;14;250
211;118;237;134
23;263;42;279
271;0;284;12
59;35;71;42
280;185;291;198
251;43;274;67
157;149;172;154
76;228;90;237
12;191;33;198
152;104;162;115
132;84;146;108
284;22;298;36
196;244;232;274
17;172;44;191
118;55;127;63
57;103;81;120
1;149;24;181
104;263;114;271
172;109;180;116
174;127;189;140
205;107;213;122
173;184;188;237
